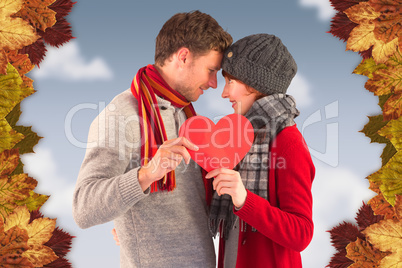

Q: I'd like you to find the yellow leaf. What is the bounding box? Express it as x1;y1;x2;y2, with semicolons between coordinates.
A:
347;22;377;52
22;245;58;267
15;0;57;32
345;237;388;266
26;217;56;246
3;205;30;232
345;2;381;24
372;37;399;63
0;0;24;18
379;250;402;268
0;117;24;153
0;63;34;118
15;191;49;212
0;16;39;51
362;218;402;253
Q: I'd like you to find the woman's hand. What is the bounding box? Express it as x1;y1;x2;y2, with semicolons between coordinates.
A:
206;168;247;209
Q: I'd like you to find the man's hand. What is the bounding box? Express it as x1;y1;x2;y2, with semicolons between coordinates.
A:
111;228;120;246
138;137;199;191
206;168;247;209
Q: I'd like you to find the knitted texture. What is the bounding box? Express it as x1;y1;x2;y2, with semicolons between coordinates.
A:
222;34;297;95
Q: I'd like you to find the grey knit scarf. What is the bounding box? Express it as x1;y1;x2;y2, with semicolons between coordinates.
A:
208;94;299;239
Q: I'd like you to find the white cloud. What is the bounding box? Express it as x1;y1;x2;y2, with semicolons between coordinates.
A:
288;73;313;109
21;148;75;220
299;0;336;21
31;41;113;81
301;162;376;267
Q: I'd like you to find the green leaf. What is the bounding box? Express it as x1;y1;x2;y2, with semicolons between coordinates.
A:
15;191;49;211
378;117;402;151
353;58;387;79
0;63;34;118
0;117;24;154
12;125;42;154
360;115;390;144
368;151;402;206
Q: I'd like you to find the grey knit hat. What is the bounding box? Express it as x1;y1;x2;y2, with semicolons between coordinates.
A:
221;34;297;95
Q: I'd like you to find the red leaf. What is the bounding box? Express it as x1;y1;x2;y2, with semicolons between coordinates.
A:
19;38;47;67
355;202;384;231
329;12;358;42
49;0;76;21
330;0;368;12
359;46;373;59
45;227;74;258
326;251;355;268
29;209;43;223
328;221;365;251
40;17;74;48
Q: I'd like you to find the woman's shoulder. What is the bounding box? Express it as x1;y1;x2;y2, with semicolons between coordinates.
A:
271;124;310;154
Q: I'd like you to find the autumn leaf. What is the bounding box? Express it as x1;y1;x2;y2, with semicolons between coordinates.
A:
0;173;37;220
0;117;25;154
15;191;49;211
370;0;402;45
345;237;388;266
368;191;399;220
329;221;365;251
0;0;39;74
355;202;384;230
6;50;34;88
345;2;381;24
365;65;402;96
0;223;33;267
329;11;359;42
360;114;390;143
378;116;402;150
330;0;367;12
368;151;402;205
19;37;47;66
4;207;59;266
23;244;58;267
379;250;402;268
14;0;57;32
363;218;402;254
353;57;388;78
40;17;74;47
383;91;402;120
49;0;76;21
0;149;20;177
0;63;34;119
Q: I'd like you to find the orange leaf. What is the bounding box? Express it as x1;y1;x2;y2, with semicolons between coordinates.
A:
383;91;402;120
345;2;381;24
14;0;57;32
6;50;34;88
369;0;402;44
0;149;20;177
365;65;402;95
0;223;33;267
346;237;388;266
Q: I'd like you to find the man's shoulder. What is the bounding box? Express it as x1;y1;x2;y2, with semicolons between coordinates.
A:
108;88;138;114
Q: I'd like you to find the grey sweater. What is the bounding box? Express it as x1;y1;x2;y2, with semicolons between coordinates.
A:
72;89;216;268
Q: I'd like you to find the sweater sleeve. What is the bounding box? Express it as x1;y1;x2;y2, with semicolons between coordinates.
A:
234;127;315;252
72;92;149;229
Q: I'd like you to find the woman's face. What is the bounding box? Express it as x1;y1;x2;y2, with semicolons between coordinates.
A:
221;76;258;115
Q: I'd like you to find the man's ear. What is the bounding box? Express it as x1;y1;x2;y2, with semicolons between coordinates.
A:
176;47;190;67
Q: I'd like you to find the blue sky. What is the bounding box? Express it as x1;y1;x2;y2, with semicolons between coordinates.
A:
17;0;383;267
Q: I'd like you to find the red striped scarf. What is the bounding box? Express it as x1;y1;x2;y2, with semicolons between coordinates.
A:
131;65;212;203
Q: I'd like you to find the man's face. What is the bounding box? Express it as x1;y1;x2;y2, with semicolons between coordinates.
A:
176;50;223;102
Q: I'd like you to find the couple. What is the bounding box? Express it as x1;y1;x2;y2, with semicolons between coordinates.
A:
72;10;315;268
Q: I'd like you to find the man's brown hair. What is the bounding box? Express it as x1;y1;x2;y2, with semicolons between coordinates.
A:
155;10;232;66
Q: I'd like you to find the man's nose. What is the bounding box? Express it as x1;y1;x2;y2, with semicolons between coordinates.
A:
208;75;218;89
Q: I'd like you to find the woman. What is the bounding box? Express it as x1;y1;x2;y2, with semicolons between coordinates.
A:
206;34;315;268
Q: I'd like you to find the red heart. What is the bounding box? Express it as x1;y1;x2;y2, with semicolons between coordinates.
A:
179;114;254;172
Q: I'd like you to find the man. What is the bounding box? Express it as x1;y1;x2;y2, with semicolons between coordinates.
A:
72;10;232;268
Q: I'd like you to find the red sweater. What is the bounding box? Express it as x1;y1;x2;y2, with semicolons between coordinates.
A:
219;125;315;268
